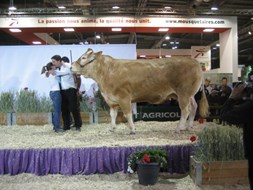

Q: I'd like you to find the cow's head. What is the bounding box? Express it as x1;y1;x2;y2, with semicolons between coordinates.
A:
71;48;102;77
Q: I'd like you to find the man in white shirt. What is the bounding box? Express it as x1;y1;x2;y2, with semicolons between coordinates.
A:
51;55;82;131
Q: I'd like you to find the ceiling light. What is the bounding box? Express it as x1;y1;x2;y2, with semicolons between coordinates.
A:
211;6;218;11
58;6;66;9
164;6;172;9
112;28;122;31
9;28;21;32
64;28;75;32
8;6;16;11
203;28;215;32
158;28;169;32
32;41;42;45
162;43;167;46
216;44;220;47
165;36;170;40
9;0;16;10
96;35;101;39
112;6;120;9
165;55;171;58
249;31;252;35
140;55;146;58
170;42;174;44
251;17;253;21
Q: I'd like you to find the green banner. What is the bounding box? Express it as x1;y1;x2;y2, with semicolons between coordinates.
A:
134;105;181;121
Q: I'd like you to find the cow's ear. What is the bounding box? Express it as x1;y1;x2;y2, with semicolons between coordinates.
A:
96;51;103;56
86;48;93;55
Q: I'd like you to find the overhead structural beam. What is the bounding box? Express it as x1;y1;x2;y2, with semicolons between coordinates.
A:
127;33;136;44
136;0;148;16
238;24;253;35
189;0;212;10
151;33;170;49
34;33;59;45
190;0;204;9
237;24;253;42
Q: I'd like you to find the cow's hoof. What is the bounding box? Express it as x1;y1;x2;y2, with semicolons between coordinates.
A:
175;128;181;133
186;127;193;131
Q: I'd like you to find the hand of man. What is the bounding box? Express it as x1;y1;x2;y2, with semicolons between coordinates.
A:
229;83;246;100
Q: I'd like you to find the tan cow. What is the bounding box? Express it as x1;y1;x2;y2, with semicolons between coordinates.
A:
71;48;209;134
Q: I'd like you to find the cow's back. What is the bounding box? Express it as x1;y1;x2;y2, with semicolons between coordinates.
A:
98;56;202;104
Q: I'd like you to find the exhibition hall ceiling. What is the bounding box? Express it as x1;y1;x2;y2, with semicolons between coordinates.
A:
0;0;253;65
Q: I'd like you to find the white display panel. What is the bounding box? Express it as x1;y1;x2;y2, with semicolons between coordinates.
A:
0;44;136;96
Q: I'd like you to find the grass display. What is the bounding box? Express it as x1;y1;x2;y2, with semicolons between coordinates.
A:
0;91;14;113
193;125;245;162
15;90;52;112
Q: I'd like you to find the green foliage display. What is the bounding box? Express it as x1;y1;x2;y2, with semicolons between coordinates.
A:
79;95;93;112
79;90;109;112
127;148;168;172
15;90;52;112
38;95;53;112
241;65;252;82
0;91;14;113
94;90;110;111
193;126;245;162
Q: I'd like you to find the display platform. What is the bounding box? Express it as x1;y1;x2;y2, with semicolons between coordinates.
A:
0;121;206;176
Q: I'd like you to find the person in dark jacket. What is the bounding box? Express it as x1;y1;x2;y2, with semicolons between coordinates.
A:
220;82;253;190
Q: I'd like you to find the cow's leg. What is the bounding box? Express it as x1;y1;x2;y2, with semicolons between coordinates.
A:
109;107;118;132
119;100;135;134
176;96;191;132
125;112;135;135
186;97;198;130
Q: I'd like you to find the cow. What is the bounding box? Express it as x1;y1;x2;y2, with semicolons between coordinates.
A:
71;48;209;134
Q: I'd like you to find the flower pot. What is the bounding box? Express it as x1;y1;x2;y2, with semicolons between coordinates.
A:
137;162;160;186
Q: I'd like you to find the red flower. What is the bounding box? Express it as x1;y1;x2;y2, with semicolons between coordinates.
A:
190;135;197;142
142;153;151;163
198;117;204;124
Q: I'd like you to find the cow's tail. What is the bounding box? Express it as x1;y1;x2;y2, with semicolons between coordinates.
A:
198;80;209;117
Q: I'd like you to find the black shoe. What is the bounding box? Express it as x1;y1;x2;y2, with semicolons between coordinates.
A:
54;128;65;133
76;127;81;132
63;127;71;131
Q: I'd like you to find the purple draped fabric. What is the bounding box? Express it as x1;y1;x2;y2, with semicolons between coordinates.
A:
0;145;192;176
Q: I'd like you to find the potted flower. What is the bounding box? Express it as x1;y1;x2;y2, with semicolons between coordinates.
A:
127;148;168;186
190;125;247;186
